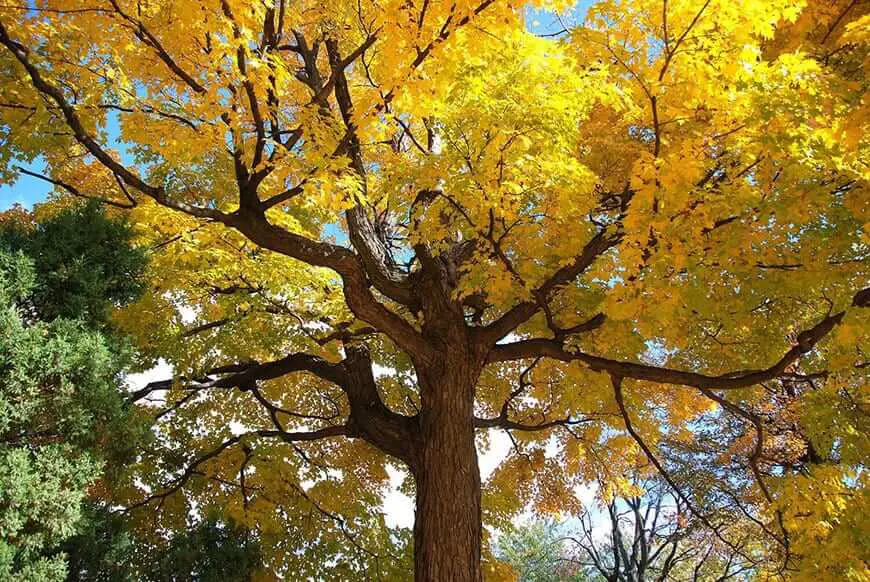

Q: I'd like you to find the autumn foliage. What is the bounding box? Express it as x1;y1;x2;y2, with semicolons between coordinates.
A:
0;0;867;580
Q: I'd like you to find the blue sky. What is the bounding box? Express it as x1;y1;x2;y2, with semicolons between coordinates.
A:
0;158;51;210
0;110;134;211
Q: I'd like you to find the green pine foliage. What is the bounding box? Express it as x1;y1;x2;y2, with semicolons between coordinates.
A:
0;201;146;327
0;203;149;581
62;506;264;582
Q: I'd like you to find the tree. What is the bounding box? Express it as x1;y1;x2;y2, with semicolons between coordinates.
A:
0;0;867;580
145;516;262;582
62;504;266;582
0;201;146;326
61;503;138;582
568;477;759;582
497;519;588;582
497;475;759;582
0;204;149;580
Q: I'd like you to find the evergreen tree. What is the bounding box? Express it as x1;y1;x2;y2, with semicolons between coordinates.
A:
0;203;149;581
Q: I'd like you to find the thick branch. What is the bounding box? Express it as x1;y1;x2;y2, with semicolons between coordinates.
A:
488;297;860;390
341;343;418;464
132;345;417;465
223;212;429;357
473;415;588;432
480;229;618;343
129;352;346;403
325;37;416;308
0;22;429;356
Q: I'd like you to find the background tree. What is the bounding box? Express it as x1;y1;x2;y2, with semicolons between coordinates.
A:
0;201;146;326
497;474;759;582
0;203;149;581
61;504;266;582
497;519;588;582
567;476;759;582
143;515;262;582
0;0;867;580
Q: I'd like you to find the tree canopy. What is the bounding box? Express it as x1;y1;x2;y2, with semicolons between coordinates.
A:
0;0;867;580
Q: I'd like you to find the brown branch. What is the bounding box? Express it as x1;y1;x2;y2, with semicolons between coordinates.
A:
325;37;417;309
287;480;398;562
180;317;231;338
128;352;346;403
695;387;790;551
556;312;607;339
258;181;307;210
15;166;135;209
132;344;417;465
488;288;868;390
124;426;349;512
0;22;225;219
474;358;592;432
107;0;206;94
474;415;589;432
820;0;859;45
612;376;742;553
220;0;267;172
309;32;380;107
0;20;389;277
658;0;712;81
481;229;618;343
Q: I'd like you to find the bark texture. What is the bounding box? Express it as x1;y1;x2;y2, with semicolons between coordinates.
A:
412;350;484;582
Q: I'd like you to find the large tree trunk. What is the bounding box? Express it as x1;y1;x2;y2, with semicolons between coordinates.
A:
411;354;483;582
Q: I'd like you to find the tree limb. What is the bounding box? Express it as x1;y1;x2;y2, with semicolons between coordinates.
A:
488;289;868;390
480;228;618;343
124;426;348;512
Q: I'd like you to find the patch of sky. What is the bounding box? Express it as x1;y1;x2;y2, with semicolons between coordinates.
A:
641;338;678;366
1;109;133;210
0;156;50;210
526;1;594;37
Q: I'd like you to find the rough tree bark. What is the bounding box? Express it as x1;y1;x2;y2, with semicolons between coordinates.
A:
411;350;485;582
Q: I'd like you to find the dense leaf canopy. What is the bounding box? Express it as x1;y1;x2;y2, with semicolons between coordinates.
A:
0;0;867;579
0;201;146;325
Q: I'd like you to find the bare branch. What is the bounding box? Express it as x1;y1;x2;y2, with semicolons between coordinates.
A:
612;376;748;558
